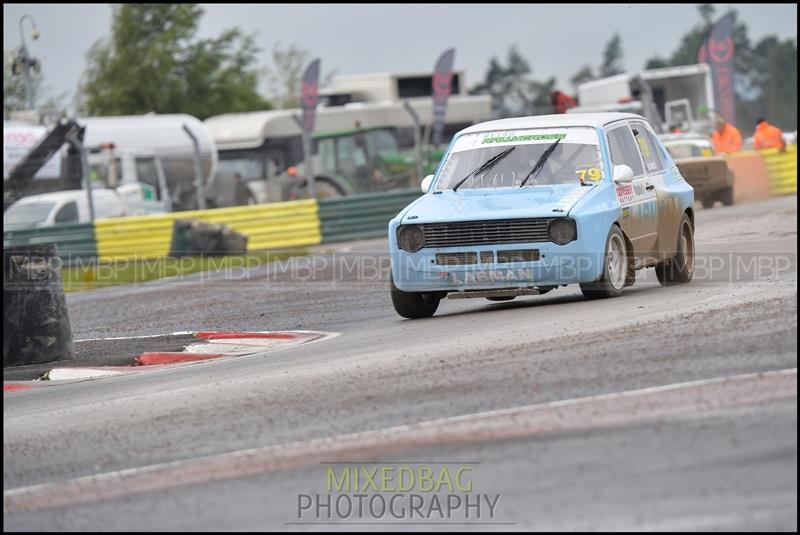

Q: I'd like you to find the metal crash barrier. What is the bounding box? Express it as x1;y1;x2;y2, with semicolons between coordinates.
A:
7;149;792;267
2;222;97;267
317;189;422;243
92;199;320;261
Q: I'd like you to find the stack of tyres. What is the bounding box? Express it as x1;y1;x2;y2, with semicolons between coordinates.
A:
3;243;74;366
169;219;248;257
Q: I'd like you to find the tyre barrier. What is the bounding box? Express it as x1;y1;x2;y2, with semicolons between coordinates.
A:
3;243;74;366
169;219;248;257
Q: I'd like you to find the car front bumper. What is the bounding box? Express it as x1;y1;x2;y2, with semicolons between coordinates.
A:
390;235;607;293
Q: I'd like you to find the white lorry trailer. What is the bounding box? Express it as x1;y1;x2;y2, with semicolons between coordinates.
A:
4;113;218;213
567;64;715;134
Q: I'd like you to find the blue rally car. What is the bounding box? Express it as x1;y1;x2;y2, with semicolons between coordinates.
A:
388;113;695;318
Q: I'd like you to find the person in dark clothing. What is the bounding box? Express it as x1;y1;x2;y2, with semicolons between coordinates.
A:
233;172;257;206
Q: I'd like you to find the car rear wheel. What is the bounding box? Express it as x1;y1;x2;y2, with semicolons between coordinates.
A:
701;195;715;209
718;186;734;206
391;276;441;318
580;225;627;300
655;213;695;286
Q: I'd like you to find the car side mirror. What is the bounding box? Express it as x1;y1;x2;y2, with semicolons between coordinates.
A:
613;165;634;184
420;174;434;193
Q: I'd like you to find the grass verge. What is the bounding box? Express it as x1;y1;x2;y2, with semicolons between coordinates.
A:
61;250;307;293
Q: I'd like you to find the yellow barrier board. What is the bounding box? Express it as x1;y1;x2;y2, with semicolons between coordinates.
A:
727;146;797;198
95;199;321;261
760;145;797;196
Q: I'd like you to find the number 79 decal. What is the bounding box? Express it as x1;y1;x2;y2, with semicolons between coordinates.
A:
576;167;603;184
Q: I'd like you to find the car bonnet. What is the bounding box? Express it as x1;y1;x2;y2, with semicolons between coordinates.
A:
400;183;596;224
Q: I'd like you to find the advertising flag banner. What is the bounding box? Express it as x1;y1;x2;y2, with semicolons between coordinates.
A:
431;48;456;147
698;13;736;125
300;59;321;133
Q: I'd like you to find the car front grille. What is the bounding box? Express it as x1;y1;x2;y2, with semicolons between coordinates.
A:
422;218;552;248
435;252;478;265
497;249;541;263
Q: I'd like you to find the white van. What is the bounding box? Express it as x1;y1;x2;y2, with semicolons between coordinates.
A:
3;189;126;231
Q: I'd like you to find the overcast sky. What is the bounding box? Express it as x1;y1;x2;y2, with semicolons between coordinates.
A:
3;3;797;110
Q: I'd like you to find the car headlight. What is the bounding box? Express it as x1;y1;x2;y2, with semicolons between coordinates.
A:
397;225;425;252
548;218;576;245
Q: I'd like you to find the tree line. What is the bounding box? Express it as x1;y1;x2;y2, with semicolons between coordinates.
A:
3;4;796;131
470;4;796;130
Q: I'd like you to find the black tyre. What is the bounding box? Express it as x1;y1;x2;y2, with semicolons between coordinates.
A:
718;186;734;206
313;179;345;199
701;195;715;209
291;178;345;200
656;213;695;286
390;276;441;319
580;225;627;300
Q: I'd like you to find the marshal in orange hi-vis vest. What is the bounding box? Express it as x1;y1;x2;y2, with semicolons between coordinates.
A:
753;120;786;151
711;123;743;154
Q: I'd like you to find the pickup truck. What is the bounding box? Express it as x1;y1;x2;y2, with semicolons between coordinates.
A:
659;133;734;208
3;188;126;231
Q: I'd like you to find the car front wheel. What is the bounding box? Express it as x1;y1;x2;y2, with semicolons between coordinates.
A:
390;276;441;318
580;225;627;300
656;213;695;285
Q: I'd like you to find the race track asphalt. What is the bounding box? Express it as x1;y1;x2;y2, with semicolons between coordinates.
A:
4;195;797;531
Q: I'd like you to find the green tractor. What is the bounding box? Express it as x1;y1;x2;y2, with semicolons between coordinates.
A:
283;126;445;200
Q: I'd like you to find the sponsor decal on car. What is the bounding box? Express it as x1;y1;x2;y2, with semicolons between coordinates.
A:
481;133;566;144
616;184;635;204
449;269;533;285
672;164;685;182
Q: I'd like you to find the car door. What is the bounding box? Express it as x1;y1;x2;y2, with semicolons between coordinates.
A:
631;121;683;261
606;122;659;259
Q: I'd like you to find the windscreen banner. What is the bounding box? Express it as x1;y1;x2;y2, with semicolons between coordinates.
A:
431;48;456;147
697;13;736;125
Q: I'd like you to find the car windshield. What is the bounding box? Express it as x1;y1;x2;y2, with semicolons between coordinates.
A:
3;201;56;227
435;127;603;191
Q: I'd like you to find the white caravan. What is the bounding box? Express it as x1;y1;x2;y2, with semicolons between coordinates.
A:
205;71;492;203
